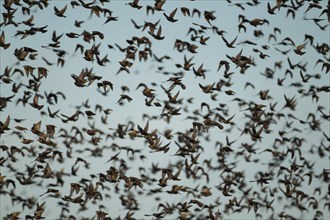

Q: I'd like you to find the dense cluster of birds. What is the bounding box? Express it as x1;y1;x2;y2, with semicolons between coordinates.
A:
0;0;330;219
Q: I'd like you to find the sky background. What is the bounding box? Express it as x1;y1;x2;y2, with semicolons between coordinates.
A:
0;0;329;219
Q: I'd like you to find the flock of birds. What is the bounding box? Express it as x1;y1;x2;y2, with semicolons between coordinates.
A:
0;0;330;219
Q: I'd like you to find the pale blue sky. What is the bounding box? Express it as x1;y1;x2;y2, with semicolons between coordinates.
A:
1;0;329;219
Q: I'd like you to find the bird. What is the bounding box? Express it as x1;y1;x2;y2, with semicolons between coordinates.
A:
222;35;238;48
71;69;88;87
97;80;113;95
54;5;67;17
164;8;178;22
199;82;215;94
116;94;133;104
180;7;190;16
128;0;143;10
29;93;44;110
204;10;216;25
294;44;306;55
149;25;165;40
0;31;10;49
